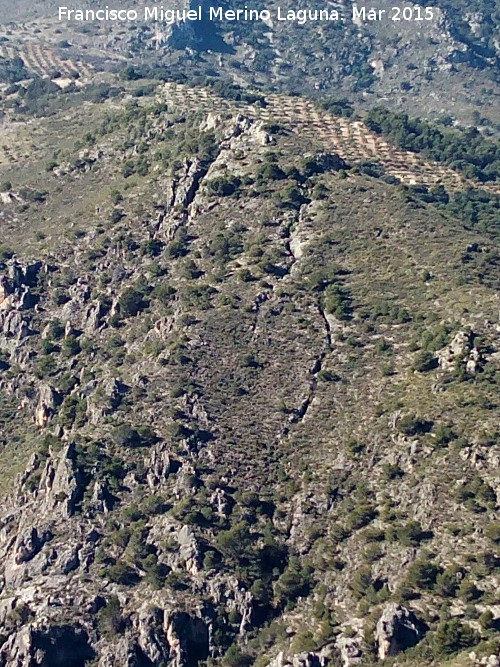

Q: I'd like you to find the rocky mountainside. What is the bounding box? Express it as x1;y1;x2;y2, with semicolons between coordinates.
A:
0;0;499;130
0;70;499;666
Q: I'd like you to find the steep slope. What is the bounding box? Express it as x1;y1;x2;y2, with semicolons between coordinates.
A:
0;81;499;667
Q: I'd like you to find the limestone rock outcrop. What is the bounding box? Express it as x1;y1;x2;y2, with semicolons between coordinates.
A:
375;603;427;660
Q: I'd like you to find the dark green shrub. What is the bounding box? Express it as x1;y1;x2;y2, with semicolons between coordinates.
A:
321;283;352;320
383;464;404;480
433;424;456;446
434;569;460;598
102;562;139;586
433;618;479;656
207;176;241;197
456;478;496;509
275;560;311;607
119;288;148;316
152;283;176;306
485;523;500;544
347;504;376;531
216;522;251;561
457;579;481;602
61;335;81;358
412;350;438;372
146;563;170;590
395;521;432;547
112;424;157;448
110;209;124;223
407;559;441;590
479;610;495;630
346;440;365;456
142;495;167;515
223;645;252;667
142;239;163;258
397;415;432;436
256;162;286;182
97;596;124;635
351;566;373;599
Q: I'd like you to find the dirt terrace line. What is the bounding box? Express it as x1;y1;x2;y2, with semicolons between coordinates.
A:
0;44;92;78
160;82;499;195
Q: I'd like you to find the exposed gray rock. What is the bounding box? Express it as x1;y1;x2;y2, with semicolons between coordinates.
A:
165;612;209;667
38;443;84;518
35;384;60;427
90;481;114;514
56;545;80;574
174;158;207;211
0;310;29;342
210;487;231;518
99;639;150;667
14;525;53;564
336;635;362;666
84;300;104;333
8;260;42;289
147;443;172;488
437;330;483;375
375;603;427;660
466;347;481;375
292;653;324;667
136;604;171;665
177;525;201;575
0;275;13;305
0;624;94;667
266;651;327;667
305;152;347;173
437;330;472;369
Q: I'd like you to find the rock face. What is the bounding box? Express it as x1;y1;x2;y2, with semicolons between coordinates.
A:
305;152;347;174
437;329;483;375
13;525;53;564
177;525;201;574
266;652;326;667
375;603;427;660
136;605;171;665
0;624;95;667
147;443;172;488
437;330;472;369
166;612;209;667
38;443;84;518
35;385;60;427
0;275;13;306
336;636;362;666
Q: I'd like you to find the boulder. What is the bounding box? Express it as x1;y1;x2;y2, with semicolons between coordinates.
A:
210;487;231;518
336;636;362;666
174;158;207;211
0;276;12;306
14;525;53;564
265;651;327;667
91;481;115;513
177;525;201;575
136;605;171;665
39;443;84;517
147;443;172;488
35;385;61;427
0;624;94;667
165;612;209;667
56;545;80;574
292;653;324;667
437;330;472;369
84;300;104;333
375;603;427;660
